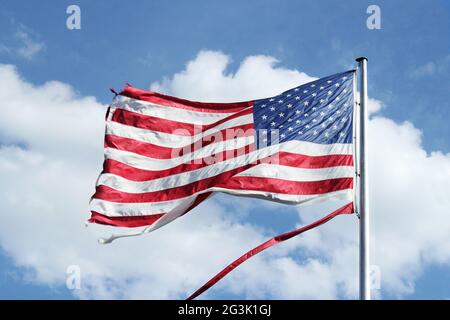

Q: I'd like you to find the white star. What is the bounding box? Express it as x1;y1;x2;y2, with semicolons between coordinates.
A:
312;93;317;97
343;89;348;93
271;122;276;126
320;99;325;103
327;80;332;84
336;110;341;114
333;125;338;130
287;103;293;108
313;130;318;135
281;134;286;138
278;100;283;104
328;104;334;109
294;88;299;91
270;107;275;111
341;117;347;122
336;97;340;101
327;90;333;95
321;123;326;128
261;104;266;108
298;131;303;135
304;113;309;117
340;132;345;137
312;107;317;111
311;84;316;87
325;132;330;137
335;83;340;87
343;76;347;80
305;125;310;129
262;115;267;120
280;125;284;128
304;101;309;106
295;96;300;100
269;98;275;102
329;116;334;121
296;120;301;124
312;118;317;122
286;94;291;97
296;110;301;114
320;111;325;116
303;90;308;93
320;86;324;90
288;127;293;131
288;118;293;122
278;112;284;117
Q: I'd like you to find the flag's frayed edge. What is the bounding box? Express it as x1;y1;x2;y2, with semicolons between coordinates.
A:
186;201;354;300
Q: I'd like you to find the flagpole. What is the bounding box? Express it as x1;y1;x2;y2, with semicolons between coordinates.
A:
356;57;370;300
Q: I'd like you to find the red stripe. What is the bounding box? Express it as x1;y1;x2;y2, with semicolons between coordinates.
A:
103;152;351;182
88;211;164;227
120;85;253;113
186;202;354;300
111;108;194;135
104;123;254;160
216;177;353;195
93;167;353;203
89;192;212;228
277;152;353;168
94;164;253;203
111;107;254;135
103;143;255;181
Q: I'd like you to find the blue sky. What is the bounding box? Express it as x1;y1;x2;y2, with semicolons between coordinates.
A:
0;0;449;299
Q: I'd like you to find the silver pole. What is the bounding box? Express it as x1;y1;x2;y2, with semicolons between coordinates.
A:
356;57;370;300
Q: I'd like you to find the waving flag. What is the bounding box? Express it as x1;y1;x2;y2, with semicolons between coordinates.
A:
89;70;356;242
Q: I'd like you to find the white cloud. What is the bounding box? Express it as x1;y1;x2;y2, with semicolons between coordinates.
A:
14;29;45;60
0;26;45;60
0;50;450;299
409;55;450;79
410;62;436;79
151;50;314;101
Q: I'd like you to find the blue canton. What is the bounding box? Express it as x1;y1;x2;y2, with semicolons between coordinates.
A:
253;70;355;148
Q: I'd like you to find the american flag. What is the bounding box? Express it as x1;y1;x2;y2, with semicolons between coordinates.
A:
89;70;356;242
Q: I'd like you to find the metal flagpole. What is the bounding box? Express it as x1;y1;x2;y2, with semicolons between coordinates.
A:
356;57;370;300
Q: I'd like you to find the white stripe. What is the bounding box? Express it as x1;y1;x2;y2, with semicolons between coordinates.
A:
99;148;352;196
107;110;253;148
211;187;353;205
105;140;351;172
105;136;255;171
278;140;352;156
114;95;240;125
235;165;354;181
98;148;252;193
91;188;352;219
89;196;196;217
97;159;353;194
97;193;211;244
107;121;192;148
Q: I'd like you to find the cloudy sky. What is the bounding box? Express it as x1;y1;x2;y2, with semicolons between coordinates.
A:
0;0;449;299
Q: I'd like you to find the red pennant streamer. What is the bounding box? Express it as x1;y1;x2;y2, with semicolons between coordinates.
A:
187;202;354;300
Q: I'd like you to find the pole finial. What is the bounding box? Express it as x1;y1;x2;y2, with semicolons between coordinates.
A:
356;56;368;62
